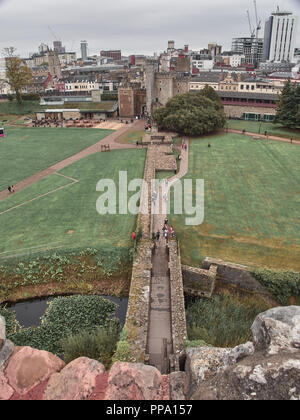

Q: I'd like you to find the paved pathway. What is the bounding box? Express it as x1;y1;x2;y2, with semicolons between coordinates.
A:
0;120;144;201
228;129;300;145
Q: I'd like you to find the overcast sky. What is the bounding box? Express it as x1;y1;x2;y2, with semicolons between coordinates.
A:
0;0;300;57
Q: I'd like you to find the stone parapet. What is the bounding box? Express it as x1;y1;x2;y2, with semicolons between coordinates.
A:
168;240;187;370
125;240;153;363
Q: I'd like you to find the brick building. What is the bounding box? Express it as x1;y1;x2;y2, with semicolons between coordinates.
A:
100;50;122;61
118;85;146;117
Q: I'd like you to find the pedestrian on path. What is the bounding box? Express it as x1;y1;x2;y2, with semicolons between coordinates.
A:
185;144;187;151
7;186;11;193
156;231;160;241
162;225;167;239
170;226;175;238
291;138;293;144
168;225;171;239
131;232;136;241
208;142;211;148
164;217;168;225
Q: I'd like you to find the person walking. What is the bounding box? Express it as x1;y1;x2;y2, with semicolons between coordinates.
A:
164;217;168;225
131;232;136;241
291;138;293;144
156;230;160;241
7;186;11;193
170;226;175;238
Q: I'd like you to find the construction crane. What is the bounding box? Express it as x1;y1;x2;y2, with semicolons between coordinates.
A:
253;0;261;40
247;10;255;38
48;25;61;42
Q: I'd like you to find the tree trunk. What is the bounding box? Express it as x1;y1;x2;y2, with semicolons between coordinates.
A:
15;89;23;105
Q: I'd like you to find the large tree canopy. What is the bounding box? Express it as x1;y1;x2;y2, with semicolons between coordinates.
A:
152;85;226;135
1;47;33;104
274;79;300;129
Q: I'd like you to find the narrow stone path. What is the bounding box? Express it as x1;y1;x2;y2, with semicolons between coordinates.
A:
0;120;144;202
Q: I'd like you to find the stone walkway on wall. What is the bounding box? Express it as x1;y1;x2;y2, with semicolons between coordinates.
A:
125;139;189;372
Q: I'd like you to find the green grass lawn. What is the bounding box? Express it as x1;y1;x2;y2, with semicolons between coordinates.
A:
227;119;300;140
0;100;41;116
117;130;145;144
0;149;146;257
0;127;114;190
170;133;300;271
0;100;116;116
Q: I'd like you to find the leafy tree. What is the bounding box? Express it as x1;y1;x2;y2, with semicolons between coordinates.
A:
1;47;33;105
152;87;226;135
274;79;300;128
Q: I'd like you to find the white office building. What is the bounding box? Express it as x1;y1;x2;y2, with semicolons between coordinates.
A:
263;8;298;62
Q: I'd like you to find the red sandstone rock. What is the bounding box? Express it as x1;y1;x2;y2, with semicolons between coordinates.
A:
43;357;106;400
10;378;49;400
0;369;14;400
105;362;166;400
88;372;109;400
5;346;65;396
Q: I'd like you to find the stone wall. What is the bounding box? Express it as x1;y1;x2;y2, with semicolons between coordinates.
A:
224;105;276;119
202;257;271;297
124;240;153;363
168;240;187;370
182;264;217;298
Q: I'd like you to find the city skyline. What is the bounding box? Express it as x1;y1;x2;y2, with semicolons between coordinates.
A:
0;0;300;58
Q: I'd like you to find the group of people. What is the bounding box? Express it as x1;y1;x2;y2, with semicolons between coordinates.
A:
32;118;63;128
156;218;175;242
181;138;188;151
7;185;15;193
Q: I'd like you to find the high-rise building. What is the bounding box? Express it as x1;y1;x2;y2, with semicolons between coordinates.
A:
263;8;298;62
81;40;88;61
232;37;264;65
53;40;65;54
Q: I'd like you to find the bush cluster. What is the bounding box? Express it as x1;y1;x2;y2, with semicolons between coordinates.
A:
7;295;119;356
252;268;300;305
61;324;120;369
186;292;270;348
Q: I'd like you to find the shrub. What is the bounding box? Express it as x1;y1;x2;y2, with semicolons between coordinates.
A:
0;306;21;335
8;295;119;355
61;323;121;368
252;268;300;305
112;328;134;363
186;292;270;348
